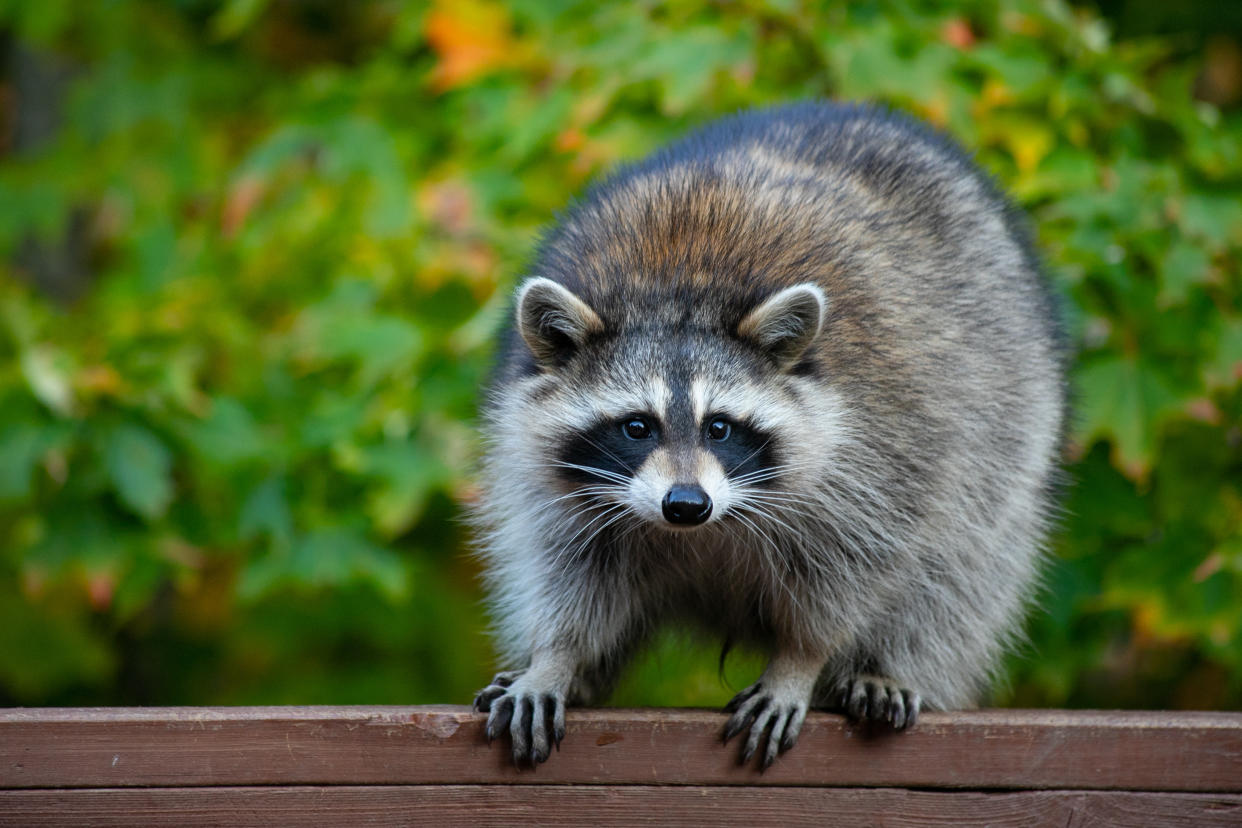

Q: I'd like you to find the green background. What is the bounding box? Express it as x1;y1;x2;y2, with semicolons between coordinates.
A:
1;0;1240;711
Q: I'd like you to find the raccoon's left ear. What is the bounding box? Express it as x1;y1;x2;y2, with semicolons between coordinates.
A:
737;283;827;370
515;277;604;367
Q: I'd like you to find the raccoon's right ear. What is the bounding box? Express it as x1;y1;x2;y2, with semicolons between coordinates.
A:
737;283;827;371
515;277;604;367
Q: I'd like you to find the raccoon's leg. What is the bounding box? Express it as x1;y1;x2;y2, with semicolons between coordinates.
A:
722;650;825;769
472;550;644;765
473;648;577;764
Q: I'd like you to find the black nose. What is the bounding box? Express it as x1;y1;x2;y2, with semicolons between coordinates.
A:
662;485;713;526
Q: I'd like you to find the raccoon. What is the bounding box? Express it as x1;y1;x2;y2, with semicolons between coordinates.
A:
471;102;1065;769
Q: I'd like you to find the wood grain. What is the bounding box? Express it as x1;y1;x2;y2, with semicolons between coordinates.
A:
2;785;1240;827
3;707;1240;792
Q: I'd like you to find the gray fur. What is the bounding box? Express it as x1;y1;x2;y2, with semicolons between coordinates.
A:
470;102;1066;768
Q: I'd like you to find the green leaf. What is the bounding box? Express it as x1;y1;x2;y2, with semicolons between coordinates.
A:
321;119;412;238
1074;355;1181;480
1180;192;1242;251
238;527;407;601
357;440;453;538
0;422;58;500
1206;318;1242;389
299;391;369;449
969;44;1050;96
1020;147;1097;200
24;504;129;575
181;397;267;468
105;424;174;520
1157;238;1211;306
20;346;75;417
135;219;178;291
238;476;294;549
211;0;270;40
305;311;423;387
237;123;316;177
636;27;749;114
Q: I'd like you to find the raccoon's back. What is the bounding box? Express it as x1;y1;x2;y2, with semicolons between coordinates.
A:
497;101;1064;424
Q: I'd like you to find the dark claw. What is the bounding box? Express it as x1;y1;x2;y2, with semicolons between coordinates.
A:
487;695;514;742
900;689;920;730
724;683;761;713
511;696;533;765
723;694;768;743
779;706;806;753
845;681;868;720
760;709;790;770
530;696;551;764
739;716;769;764
889;687;907;730
473;684;507;713
758;737;777;769
867;681;887;720
531;739;549;764
541;695;564;750
550;696;566;752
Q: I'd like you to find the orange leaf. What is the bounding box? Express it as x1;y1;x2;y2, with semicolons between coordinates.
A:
555;127;585;153
77;364;124;396
222;174;265;238
941;19;975;50
86;571;116;612
425;0;513;91
1193;553;1224;583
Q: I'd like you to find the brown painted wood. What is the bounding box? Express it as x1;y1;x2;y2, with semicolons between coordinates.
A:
2;786;1240;827
2;707;1240;792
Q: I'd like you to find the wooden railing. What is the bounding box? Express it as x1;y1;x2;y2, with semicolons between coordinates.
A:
3;707;1241;826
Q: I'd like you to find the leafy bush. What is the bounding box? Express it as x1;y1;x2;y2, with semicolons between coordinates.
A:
1;0;1239;709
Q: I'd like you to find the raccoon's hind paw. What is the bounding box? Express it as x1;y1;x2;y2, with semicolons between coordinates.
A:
839;675;920;730
475;673;566;766
722;682;809;770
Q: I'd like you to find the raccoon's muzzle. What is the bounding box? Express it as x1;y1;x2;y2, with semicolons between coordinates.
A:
662;484;713;526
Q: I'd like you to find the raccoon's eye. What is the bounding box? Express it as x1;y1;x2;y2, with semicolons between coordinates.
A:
622;418;652;440
706;419;732;441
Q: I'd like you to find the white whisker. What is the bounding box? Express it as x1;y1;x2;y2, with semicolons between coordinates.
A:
549;461;632;485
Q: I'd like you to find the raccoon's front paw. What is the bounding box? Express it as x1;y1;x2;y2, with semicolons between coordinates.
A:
474;672;566;766
722;681;810;770
839;675;920;730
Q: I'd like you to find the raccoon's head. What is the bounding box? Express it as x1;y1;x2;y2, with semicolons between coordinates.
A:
505;276;841;535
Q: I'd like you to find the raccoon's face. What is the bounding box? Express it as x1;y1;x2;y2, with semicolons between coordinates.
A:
508;277;839;533
553;372;781;530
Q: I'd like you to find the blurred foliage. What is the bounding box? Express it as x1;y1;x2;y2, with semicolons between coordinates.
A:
0;0;1239;711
